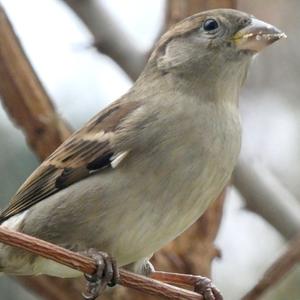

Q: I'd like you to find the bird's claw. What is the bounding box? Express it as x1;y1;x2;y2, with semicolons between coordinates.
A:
82;249;119;300
194;276;223;300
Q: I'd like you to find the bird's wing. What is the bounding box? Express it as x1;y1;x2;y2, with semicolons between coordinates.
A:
0;100;140;222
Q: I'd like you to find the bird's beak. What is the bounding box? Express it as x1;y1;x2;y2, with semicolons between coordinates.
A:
233;18;287;52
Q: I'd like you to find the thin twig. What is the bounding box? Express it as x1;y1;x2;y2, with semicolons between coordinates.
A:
242;233;300;300
0;226;203;300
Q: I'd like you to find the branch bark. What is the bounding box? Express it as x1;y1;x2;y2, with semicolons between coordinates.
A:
0;226;204;300
242;233;300;300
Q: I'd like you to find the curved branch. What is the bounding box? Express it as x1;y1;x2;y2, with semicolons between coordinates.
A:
0;226;203;300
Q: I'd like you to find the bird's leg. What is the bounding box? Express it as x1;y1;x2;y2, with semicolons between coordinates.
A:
150;271;223;300
81;249;119;300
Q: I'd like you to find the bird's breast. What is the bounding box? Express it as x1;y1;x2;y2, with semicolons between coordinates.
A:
114;101;241;259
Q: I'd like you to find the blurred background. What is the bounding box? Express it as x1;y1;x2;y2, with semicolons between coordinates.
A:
0;1;299;299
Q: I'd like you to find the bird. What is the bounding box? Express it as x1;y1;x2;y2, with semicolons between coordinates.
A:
0;8;285;300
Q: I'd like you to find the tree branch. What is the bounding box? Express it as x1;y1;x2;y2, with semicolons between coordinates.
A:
242;233;300;300
0;226;203;300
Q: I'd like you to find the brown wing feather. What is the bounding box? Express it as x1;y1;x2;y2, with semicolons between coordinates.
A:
0;100;140;223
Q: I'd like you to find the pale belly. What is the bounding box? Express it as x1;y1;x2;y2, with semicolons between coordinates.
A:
108;158;233;265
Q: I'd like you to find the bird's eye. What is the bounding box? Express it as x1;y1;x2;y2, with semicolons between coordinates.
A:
203;19;219;32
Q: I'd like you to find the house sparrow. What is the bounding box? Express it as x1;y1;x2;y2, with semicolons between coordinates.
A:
0;9;285;300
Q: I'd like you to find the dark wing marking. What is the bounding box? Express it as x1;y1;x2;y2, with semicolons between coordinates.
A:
0;100;140;223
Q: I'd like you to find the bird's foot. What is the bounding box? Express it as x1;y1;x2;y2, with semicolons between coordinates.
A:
193;276;223;300
150;271;223;300
82;249;119;300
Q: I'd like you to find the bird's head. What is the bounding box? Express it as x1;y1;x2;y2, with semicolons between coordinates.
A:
147;9;286;93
